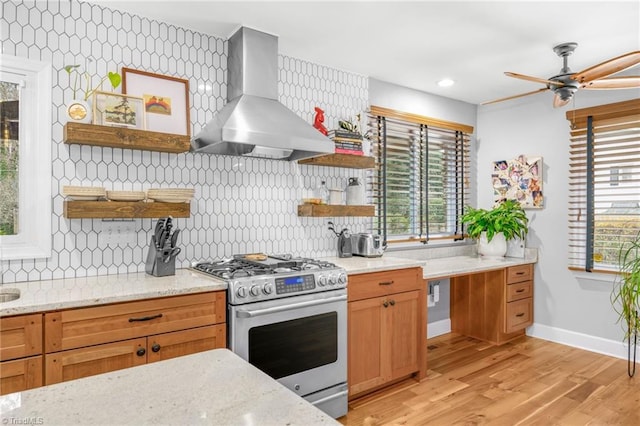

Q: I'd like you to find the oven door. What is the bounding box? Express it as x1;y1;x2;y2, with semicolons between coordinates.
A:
229;289;347;399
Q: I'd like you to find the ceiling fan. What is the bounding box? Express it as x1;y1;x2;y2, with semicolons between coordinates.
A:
482;42;640;107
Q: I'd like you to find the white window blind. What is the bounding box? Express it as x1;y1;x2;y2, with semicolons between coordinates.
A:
567;99;640;272
368;106;472;245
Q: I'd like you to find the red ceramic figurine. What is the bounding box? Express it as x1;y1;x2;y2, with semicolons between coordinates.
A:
313;106;328;136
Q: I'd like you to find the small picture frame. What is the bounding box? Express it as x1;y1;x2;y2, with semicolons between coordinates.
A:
93;91;145;129
122;68;190;136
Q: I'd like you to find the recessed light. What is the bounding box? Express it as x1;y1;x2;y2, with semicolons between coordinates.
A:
437;78;455;87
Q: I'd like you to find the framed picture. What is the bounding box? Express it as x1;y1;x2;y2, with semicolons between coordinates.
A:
492;154;544;209
122;68;190;136
93;91;145;130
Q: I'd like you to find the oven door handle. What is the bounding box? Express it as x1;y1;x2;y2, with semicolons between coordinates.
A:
311;389;349;407
236;294;347;318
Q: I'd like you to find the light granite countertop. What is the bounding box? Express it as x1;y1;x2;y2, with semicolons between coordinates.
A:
0;269;226;316
1;252;537;317
0;348;339;426
326;251;537;280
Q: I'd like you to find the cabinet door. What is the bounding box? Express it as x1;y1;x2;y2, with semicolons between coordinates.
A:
0;314;43;361
147;325;226;363
387;290;421;381
0;355;43;395
348;297;386;396
45;338;147;385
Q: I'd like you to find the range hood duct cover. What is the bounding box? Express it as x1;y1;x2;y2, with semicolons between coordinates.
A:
192;27;334;161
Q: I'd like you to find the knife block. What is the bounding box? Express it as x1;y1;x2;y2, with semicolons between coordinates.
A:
145;238;176;277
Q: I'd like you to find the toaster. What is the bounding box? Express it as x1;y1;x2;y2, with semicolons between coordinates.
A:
351;233;385;257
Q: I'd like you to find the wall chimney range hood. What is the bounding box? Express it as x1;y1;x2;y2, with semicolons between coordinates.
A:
192;27;335;161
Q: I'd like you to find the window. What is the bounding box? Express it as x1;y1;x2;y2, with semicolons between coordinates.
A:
0;54;51;260
567;99;640;272
368;106;472;245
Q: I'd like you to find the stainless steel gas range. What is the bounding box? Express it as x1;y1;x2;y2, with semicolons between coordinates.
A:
192;254;348;419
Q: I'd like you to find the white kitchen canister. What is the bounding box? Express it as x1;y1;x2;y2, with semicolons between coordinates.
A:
345;177;364;205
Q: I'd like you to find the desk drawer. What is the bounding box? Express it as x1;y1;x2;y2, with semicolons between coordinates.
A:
506;264;532;284
505;298;532;333
506;281;533;302
348;268;422;301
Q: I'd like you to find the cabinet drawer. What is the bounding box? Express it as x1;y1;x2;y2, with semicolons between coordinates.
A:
505;298;533;333
0;314;43;361
45;292;225;353
506;281;533;302
506;264;532;284
0;355;43;395
348;268;422;301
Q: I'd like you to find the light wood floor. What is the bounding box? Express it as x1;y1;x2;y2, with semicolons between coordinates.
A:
339;333;639;425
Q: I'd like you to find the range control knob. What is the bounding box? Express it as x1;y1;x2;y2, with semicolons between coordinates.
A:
318;275;328;286
338;273;347;285
250;285;262;297
236;286;247;298
329;274;337;285
263;283;274;294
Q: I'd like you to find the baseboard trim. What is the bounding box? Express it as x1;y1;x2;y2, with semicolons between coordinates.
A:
427;319;451;339
527;323;639;361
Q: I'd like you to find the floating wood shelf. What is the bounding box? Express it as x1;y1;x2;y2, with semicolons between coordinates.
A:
64;201;190;219
298;154;375;169
297;204;375;217
64;122;191;153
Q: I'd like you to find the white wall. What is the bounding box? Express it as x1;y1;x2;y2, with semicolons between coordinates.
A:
477;89;639;344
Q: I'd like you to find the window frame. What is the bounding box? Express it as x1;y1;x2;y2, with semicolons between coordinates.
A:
368;105;473;247
0;54;52;260
566;98;640;273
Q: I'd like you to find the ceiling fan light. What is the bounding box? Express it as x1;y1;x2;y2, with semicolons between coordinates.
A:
437;78;455;87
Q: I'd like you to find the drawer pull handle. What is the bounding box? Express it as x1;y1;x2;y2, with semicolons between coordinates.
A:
129;313;163;322
379;281;394;286
151;343;161;353
383;301;389;308
516;289;525;293
515;313;525;317
516;272;525;275
136;347;146;357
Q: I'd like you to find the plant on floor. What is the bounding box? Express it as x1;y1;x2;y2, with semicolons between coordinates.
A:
611;229;640;377
460;199;529;242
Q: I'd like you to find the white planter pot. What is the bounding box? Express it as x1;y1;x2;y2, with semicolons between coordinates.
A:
478;231;507;258
65;99;92;124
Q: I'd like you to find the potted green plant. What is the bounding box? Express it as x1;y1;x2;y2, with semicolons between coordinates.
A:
63;63;121;124
461;199;529;258
611;230;640;377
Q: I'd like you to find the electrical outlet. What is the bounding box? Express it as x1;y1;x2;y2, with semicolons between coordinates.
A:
100;221;136;247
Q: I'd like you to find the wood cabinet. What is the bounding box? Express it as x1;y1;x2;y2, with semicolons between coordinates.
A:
0;314;44;394
43;292;226;385
451;264;534;345
347;267;425;399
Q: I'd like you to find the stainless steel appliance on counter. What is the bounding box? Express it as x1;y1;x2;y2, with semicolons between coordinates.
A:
192;254;348;419
351;233;385;257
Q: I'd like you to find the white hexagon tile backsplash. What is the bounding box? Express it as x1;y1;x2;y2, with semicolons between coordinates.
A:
0;0;370;284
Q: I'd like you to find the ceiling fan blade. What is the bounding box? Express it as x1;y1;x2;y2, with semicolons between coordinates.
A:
581;76;640;89
505;72;564;87
553;94;571;108
481;88;549;105
572;51;640;83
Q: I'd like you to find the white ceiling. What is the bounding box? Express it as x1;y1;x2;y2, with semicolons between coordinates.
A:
88;1;640;106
